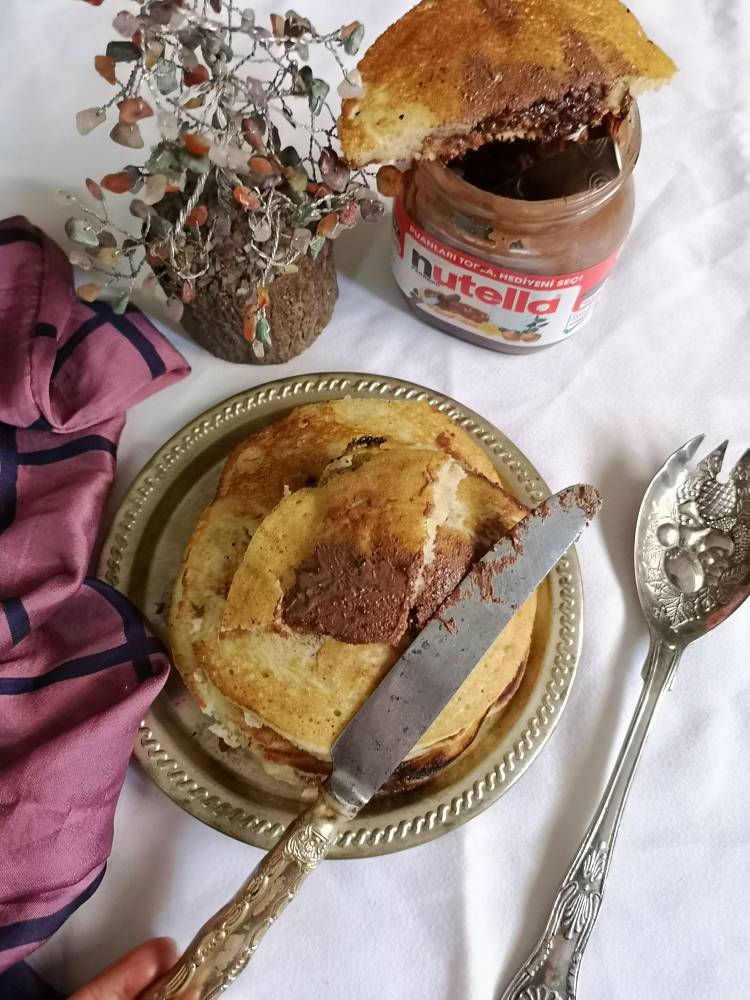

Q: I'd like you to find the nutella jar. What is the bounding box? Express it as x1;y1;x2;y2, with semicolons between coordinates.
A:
392;107;640;353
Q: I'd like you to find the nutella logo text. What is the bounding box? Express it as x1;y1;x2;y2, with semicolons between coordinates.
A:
411;249;562;316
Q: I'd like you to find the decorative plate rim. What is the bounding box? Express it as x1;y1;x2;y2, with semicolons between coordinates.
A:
99;372;583;858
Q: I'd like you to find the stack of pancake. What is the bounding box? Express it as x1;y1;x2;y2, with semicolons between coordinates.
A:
169;399;537;794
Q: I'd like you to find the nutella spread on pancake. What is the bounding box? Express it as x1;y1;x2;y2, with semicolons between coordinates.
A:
281;543;417;645
392;106;640;353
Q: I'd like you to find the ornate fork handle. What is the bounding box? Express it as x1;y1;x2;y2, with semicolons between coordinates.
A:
138;788;350;1000
500;639;680;1000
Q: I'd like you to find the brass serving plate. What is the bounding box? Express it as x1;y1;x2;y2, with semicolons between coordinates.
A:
99;372;583;858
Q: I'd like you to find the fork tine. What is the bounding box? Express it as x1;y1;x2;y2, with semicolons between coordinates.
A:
678;435;706;464
729;448;750;484
700;439;729;475
649;436;705;498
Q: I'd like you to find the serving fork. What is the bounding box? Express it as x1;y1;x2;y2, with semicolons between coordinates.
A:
500;436;750;1000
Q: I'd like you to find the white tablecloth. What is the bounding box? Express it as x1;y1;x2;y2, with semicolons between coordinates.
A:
4;2;749;997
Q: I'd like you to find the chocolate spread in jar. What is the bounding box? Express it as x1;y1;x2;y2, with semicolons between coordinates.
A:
392;106;640;354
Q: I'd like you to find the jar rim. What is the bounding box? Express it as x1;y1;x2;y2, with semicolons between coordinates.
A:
413;103;642;222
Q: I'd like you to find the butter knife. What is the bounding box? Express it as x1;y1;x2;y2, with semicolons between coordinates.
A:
139;484;601;1000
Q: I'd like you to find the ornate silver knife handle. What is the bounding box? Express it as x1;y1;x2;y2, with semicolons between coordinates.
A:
138;788;350;1000
500;639;680;1000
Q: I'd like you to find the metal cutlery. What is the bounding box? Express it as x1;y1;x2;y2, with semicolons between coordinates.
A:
500;437;750;1000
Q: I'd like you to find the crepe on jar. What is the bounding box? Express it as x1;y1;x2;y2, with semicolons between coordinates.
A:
169;399;537;794
339;0;677;166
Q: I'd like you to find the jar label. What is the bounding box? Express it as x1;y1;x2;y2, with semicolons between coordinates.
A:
392;198;620;349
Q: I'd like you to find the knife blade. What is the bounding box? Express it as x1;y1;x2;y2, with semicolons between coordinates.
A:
327;483;601;811
140;483;601;1000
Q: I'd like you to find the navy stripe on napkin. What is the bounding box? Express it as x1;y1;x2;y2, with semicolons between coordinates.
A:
0;635;165;695
0;228;42;248
34;324;57;340
0;868;105;952
53;302;166;380
17;437;116;466
1;598;30;647
85;579;163;681
0;423;19;535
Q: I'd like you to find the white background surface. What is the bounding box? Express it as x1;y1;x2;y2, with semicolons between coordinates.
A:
3;2;749;997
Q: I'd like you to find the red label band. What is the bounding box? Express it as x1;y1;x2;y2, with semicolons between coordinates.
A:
392;198;620;348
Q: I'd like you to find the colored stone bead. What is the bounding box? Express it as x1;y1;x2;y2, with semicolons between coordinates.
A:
233;185;261;210
290;227;311;253
142;174;167;205
307;78;329;115
65;218;100;248
155;61;178;94
337;70;363;100
184;64;209;87
241;116;265;151
68;250;92;270
94;55;117;85
106;41;141;63
112;291;130;315
183;133;211;157
359;198;385;221
85;178;104;201
118;98;153;124
76;107;106;136
165;297;184;323
285;167;308;193
254;316;271;346
248;156;274;176
77;283;102;302
307;234;326;259
157;112;179;141
110;123;144;149
340;21;365;55
128;199;150;220
186;205;208;227
339;200;360;227
253;219;271;242
100;172;136;194
145;42;163;70
243;302;257;340
96;247;121;267
226;147;251;170
317;212;339;238
319;147;349;193
208;145;230;168
113;12;140;38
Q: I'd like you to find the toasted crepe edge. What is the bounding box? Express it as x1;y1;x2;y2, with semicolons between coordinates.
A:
183;644;530;795
340;73;673;167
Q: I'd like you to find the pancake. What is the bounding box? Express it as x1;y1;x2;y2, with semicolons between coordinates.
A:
339;0;677;166
169;399;536;793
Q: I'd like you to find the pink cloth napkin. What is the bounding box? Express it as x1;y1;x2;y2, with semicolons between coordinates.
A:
0;217;189;983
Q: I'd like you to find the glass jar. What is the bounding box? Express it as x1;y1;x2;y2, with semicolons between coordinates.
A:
392;106;641;353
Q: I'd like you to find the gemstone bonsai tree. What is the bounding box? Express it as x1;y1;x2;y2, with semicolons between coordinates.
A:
66;0;381;363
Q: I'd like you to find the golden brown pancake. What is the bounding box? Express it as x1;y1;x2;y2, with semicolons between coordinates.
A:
169;400;536;793
340;0;677;166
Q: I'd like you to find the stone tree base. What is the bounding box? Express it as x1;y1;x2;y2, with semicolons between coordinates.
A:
178;239;338;365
